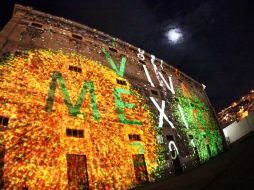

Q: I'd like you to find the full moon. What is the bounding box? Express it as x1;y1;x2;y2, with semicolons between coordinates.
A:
167;28;183;44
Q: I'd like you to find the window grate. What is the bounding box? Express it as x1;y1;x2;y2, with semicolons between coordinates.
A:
116;79;127;85
31;22;43;28
151;89;159;96
139;60;145;64
166;135;174;141
72;34;83;40
69;65;82;73
66;128;84;138
161;70;167;75
129;134;141;141
109;47;117;53
0;116;9;127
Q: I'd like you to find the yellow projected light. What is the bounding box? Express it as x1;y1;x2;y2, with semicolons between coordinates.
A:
0;49;158;189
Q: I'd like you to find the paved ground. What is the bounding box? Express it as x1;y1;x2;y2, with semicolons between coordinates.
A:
134;135;254;190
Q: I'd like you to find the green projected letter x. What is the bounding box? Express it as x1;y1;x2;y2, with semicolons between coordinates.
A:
45;71;100;120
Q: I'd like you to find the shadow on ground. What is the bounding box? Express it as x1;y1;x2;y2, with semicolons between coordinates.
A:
134;135;254;190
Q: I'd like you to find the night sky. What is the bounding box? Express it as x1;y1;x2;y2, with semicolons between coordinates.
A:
1;0;254;112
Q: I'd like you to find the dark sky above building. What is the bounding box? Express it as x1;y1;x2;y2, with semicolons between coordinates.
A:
1;0;254;112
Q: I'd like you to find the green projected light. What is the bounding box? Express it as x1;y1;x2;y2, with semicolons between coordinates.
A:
172;87;223;162
45;71;100;120
114;87;142;125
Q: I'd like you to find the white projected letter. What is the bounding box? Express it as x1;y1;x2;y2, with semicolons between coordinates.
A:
158;72;175;94
143;64;155;87
149;55;175;95
137;48;145;60
178;104;189;129
150;97;175;128
169;141;179;159
160;60;164;69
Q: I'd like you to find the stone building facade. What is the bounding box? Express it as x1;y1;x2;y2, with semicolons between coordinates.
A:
0;4;224;190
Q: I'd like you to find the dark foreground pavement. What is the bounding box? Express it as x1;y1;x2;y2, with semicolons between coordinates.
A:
134;135;254;190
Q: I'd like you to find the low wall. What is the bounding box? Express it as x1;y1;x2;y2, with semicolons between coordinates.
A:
223;112;254;144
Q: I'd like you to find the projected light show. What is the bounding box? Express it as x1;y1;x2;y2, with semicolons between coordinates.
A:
0;49;160;189
172;86;223;161
0;4;224;190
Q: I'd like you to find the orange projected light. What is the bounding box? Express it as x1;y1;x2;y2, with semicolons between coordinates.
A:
0;49;158;189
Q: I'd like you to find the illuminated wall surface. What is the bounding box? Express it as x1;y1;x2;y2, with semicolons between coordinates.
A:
0;5;223;190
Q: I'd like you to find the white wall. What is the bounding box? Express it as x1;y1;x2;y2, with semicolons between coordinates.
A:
223;111;254;144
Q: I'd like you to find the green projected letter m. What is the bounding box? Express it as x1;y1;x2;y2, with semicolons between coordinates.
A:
45;71;100;120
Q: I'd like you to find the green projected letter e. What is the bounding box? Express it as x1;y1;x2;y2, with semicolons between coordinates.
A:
114;87;142;125
45;71;100;120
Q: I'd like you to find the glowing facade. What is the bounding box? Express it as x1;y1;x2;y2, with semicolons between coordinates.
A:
0;4;224;189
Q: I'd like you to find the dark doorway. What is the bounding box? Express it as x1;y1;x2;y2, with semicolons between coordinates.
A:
132;154;149;184
0;145;5;189
66;154;89;190
215;143;219;155
207;144;211;158
170;150;182;174
194;147;201;165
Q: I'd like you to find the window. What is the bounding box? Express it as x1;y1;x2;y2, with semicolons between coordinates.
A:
72;34;83;40
149;88;160;98
15;50;23;56
151;89;159;96
0;116;9;127
31;22;43;28
109;47;117;53
116;79;127;85
73;129;78;137
14;51;29;58
129;134;141;141
139;60;145;64
137;64;144;71
20;21;29;26
132;84;143;93
69;65;82;73
161;70;167;75
96;34;109;43
166;135;174;141
120;53;127;58
66;129;84;138
66;129;72;136
0;145;5;189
